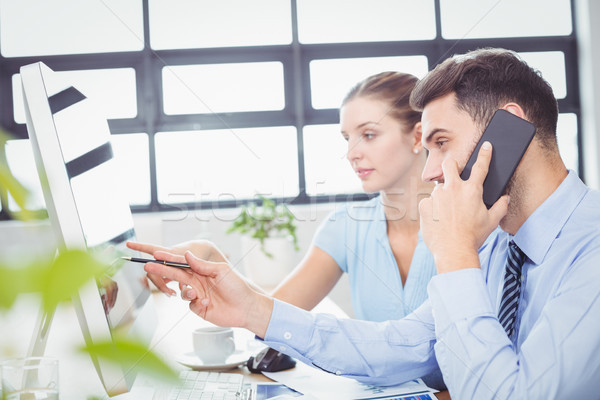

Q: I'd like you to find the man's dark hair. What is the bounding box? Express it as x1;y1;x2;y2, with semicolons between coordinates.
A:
410;48;559;150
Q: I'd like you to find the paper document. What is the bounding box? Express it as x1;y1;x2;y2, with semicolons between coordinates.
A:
262;362;437;400
253;382;320;400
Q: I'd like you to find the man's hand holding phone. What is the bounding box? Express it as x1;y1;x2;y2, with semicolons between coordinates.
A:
419;142;509;274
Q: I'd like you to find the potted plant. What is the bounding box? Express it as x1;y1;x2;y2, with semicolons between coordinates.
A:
226;196;299;288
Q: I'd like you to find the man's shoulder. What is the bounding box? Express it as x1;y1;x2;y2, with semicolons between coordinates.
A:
577;187;600;215
564;187;600;234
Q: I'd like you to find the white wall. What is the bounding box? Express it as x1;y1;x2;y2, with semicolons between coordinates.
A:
576;0;600;190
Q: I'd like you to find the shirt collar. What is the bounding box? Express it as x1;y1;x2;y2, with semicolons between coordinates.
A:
514;170;589;265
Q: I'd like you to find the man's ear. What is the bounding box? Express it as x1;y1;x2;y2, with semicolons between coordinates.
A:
501;103;526;119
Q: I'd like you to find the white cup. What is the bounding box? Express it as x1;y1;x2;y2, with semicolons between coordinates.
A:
192;327;235;364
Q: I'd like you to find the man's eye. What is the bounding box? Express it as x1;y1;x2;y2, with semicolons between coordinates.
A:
364;132;375;140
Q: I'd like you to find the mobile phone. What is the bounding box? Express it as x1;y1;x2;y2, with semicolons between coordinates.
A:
459;109;536;208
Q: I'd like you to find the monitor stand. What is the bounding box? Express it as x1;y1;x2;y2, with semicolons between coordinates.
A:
28;305;55;359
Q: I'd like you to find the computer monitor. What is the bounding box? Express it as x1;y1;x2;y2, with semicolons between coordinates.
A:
20;62;157;396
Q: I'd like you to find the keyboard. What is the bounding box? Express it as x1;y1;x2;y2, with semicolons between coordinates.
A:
169;370;250;400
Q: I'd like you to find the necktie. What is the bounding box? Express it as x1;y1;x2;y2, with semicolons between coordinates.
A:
498;241;526;338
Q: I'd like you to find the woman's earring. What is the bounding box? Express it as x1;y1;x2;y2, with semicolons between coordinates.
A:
413;148;420;155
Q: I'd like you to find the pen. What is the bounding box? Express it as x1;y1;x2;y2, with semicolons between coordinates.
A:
120;256;191;268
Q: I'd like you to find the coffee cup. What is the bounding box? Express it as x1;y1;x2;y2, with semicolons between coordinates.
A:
192;326;235;364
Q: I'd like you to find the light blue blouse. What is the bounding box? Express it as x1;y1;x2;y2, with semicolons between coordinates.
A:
313;197;436;321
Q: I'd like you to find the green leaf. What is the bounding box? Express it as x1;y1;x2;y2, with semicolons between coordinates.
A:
41;250;109;313
0;129;35;221
80;336;178;384
0;265;26;309
0;261;50;310
226;195;300;257
0;166;29;209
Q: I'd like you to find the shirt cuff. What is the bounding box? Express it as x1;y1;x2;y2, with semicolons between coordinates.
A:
263;299;316;356
427;268;495;333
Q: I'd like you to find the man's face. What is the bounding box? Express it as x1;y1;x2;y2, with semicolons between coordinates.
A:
421;93;481;183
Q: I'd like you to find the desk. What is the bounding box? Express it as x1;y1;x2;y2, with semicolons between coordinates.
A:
0;291;268;399
144;290;272;400
1;292;448;400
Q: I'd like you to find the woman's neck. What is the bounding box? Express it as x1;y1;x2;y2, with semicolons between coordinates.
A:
380;156;434;231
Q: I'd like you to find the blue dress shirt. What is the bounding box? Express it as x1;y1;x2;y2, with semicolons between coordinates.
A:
263;171;600;398
313;197;436;321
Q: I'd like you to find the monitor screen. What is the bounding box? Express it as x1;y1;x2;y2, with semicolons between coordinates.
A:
21;61;156;395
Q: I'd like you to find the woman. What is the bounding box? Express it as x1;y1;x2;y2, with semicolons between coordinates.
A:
128;72;435;321
272;71;435;320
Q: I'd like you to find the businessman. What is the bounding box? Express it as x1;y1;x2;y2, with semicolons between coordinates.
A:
145;48;600;398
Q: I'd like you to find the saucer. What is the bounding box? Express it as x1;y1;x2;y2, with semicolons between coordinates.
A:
175;349;253;372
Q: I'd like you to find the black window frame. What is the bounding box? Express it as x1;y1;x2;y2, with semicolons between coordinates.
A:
0;0;581;220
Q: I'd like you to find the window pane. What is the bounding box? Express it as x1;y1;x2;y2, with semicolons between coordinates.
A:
5;135;150;211
310;56;429;110
0;0;143;57
163;63;285;115
149;0;292;49
557;113;578;173
297;0;435;44
441;0;572;39
155;127;298;203
519;52;566;100
5;140;45;211
13;68;137;124
303;125;362;195
110;133;150;205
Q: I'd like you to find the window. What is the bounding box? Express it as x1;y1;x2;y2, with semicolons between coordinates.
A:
297;0;436;43
0;0;143;57
440;0;572;39
309;56;429;110
557;113;579;172
149;0;292;49
111;133;151;206
519;52;567;99
303;124;361;196
0;0;581;219
162;63;285;115
5;139;45;211
12;68;138;124
3;134;151;211
155;127;299;203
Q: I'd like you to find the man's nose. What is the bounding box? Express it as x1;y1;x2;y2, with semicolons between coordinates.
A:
421;155;443;183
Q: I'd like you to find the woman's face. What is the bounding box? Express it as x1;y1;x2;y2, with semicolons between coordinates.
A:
340;96;419;193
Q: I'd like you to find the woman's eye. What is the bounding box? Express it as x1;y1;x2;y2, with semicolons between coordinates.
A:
436;140;447;148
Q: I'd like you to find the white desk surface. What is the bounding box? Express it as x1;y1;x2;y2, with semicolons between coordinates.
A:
0;290;348;399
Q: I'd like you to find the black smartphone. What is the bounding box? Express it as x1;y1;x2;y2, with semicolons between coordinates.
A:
460;109;536;208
